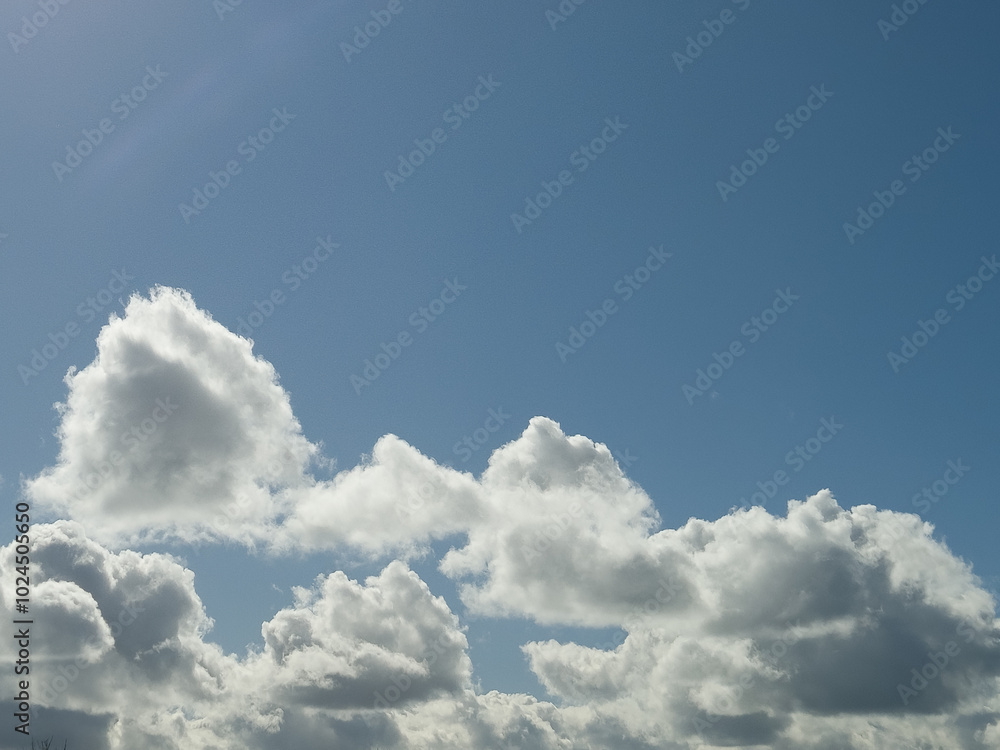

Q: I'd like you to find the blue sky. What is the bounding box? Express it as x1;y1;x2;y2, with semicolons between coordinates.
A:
1;1;999;748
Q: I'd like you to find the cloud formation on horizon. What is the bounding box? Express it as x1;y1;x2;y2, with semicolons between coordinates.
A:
9;286;1000;749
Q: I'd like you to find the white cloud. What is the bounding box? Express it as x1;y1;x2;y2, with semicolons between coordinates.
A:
25;286;317;547
0;521;236;748
248;560;472;710
8;499;1000;749
440;415;689;627
274;433;483;559
520;494;1000;747
0;522;568;750
12;286;1000;749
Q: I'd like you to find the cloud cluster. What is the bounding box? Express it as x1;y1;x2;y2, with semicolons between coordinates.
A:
10;287;1000;749
0;520;233;748
0;522;480;749
523;495;1000;746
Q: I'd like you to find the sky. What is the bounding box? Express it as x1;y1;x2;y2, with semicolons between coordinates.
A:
1;0;999;748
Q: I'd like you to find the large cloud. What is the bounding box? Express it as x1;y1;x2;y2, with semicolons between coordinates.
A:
517;494;1000;747
25;286;317;546
439;415;693;626
7;502;1000;749
0;523;571;750
0;521;236;749
12;286;1000;749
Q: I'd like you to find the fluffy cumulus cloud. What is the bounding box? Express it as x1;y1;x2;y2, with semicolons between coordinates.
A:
274;434;483;558
0;522;568;750
250;560;472;711
522;495;1000;747
25;286;317;546
0;521;236;749
10;287;1000;749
